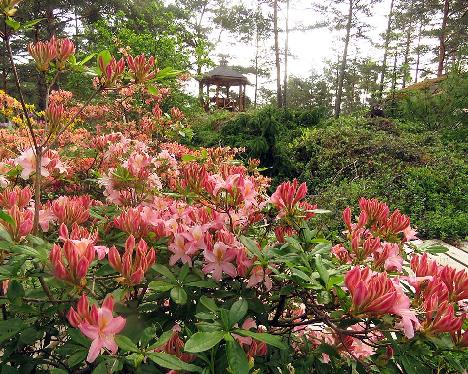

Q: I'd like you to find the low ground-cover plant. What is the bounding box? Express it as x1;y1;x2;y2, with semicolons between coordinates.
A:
0;3;467;373
192;109;467;241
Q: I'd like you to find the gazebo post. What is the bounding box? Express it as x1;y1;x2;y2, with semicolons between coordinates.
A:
243;84;246;111
238;85;242;111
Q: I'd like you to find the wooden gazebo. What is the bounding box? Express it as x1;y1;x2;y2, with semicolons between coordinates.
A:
199;58;249;112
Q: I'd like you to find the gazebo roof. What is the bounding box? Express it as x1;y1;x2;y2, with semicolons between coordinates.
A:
199;59;249;86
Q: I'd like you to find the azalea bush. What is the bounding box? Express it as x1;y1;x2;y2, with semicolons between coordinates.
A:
0;3;467;374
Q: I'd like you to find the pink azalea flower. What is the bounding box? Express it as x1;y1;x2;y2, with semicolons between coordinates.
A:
169;233;193;266
15;148;51;179
247;265;273;291
403;225;418;241
68;294;126;363
182;225;207;255
203;242;237;281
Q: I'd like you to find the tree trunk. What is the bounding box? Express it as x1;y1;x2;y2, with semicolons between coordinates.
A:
402;25;412;88
391;51;398;92
437;0;449;77
378;0;395;99
197;63;204;108
273;0;283;107
1;20;7;91
254;7;260;108
414;20;423;83
283;0;290;107
334;0;353;118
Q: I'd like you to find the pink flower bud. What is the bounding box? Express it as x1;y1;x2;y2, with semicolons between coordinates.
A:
108;246;122;271
67;307;82;327
76;257;89;279
342;207;352;229
130;269;144;284
77;294;90;317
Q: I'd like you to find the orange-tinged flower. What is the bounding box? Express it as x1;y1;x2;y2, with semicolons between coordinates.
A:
108;235;156;286
126;54;156;83
28;40;57;72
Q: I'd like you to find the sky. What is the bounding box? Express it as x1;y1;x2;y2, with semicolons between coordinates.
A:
182;0;440;101
189;0;394;99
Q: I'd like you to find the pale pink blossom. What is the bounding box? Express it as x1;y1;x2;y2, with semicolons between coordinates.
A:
68;295;126;363
169;234;193;266
203;242;237;281
15;148;51;179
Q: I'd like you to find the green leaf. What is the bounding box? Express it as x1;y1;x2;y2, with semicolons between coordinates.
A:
5;17;21;31
96;50;112;73
148;352;202;372
19;327;39;345
178;264;190;281
229;298;248;326
309;209;332;214
147;85;158;96
0;319;24;344
185;280;218;288
148;280;175;292
315;254;329;286
170;287;187;305
239;236;263;259
19;18;45;30
7;280;24;301
0;227;13;243
147;330;173;350
68;349;88;367
0;211;15;226
152;264;177;282
233;329;286;350
184;331;225;353
226;339;250;374
424;245;449;254
291;268;311;282
181;154;198;162
68;328;90;347
115;335;139;353
199;296;218;312
155;67;182;80
50;369;68;374
78;53;96;66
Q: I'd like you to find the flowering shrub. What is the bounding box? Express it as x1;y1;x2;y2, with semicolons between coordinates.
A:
0;3;467;373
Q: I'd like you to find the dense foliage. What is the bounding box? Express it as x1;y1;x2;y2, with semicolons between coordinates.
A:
190;107;468;241
0;2;467;374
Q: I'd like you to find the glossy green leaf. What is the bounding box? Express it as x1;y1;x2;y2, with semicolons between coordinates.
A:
7;280;24;301
199;296;218;312
233;329;286;349
148;280;175;292
229;298;248;326
152;264;177;282
170;286;187;304
148;352;202;372
239;236;263;259
184;331;225;353
68;349;88;367
0;210;15;226
5;17;21;31
115;335;139;353
226;340;250;374
315;254;329;286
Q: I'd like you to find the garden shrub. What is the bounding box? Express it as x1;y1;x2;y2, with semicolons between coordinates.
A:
0;4;467;374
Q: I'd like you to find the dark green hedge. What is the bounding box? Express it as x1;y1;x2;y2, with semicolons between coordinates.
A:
188;108;467;241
